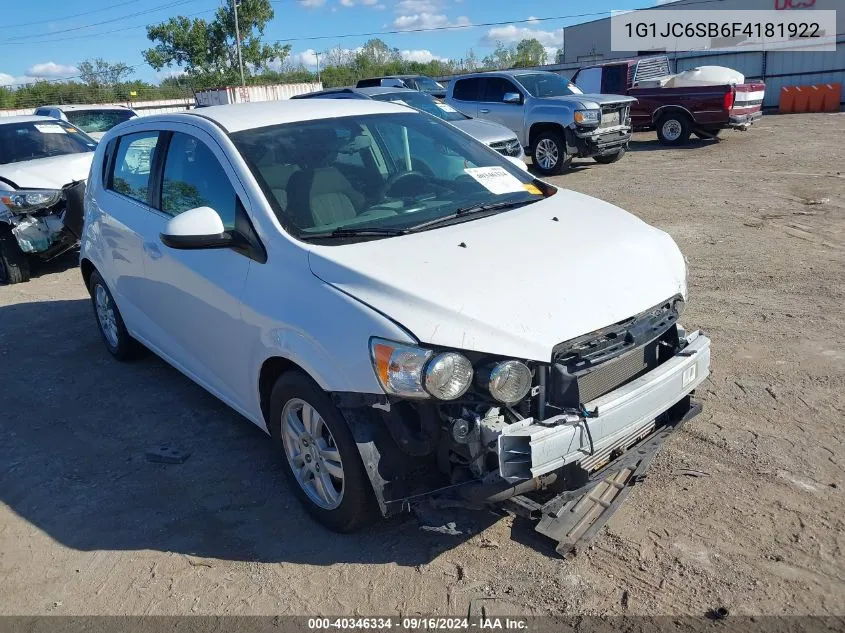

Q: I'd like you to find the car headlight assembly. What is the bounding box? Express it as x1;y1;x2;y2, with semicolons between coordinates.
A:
573;109;601;127
424;352;473;400
0;189;62;214
370;339;473;401
478;360;533;404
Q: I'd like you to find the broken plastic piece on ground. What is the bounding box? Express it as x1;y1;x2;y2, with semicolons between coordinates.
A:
145;445;191;464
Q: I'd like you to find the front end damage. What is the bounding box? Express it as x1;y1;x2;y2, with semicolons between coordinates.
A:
0;180;86;263
336;297;711;555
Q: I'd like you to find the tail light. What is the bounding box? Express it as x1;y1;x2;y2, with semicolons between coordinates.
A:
724;90;735;110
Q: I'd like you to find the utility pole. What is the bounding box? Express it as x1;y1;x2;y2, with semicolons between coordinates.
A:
233;0;245;87
315;51;321;85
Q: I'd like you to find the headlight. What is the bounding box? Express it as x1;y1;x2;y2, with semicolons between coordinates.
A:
370;339;474;400
0;189;62;213
424;352;473;400
478;360;532;404
370;339;432;399
573;109;600;127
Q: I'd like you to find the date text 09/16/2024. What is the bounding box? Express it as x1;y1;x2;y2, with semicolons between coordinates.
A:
308;618;529;630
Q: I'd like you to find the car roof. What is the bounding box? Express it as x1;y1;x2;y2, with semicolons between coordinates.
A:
0;115;57;125
37;104;134;111
454;70;557;80
173;99;412;133
355;86;419;97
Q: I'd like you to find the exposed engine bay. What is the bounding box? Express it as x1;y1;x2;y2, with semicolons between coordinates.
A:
0;180;85;261
337;296;710;554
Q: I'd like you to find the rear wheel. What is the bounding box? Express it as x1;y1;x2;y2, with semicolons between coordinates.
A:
656;113;692;146
0;225;31;285
593;148;626;164
531;130;570;176
271;370;377;532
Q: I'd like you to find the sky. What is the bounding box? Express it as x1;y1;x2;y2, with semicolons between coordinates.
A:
1;0;667;86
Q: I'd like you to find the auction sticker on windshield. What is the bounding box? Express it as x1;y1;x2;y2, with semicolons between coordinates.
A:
34;124;67;134
436;102;458;113
464;166;525;195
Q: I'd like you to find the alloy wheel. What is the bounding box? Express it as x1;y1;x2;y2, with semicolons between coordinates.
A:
281;398;345;510
94;284;119;349
535;138;560;171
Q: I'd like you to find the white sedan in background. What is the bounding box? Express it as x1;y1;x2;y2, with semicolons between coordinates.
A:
34;104;138;141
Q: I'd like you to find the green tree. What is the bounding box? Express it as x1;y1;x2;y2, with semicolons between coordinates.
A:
514;38;547;68
481;41;516;70
143;0;290;84
77;58;133;87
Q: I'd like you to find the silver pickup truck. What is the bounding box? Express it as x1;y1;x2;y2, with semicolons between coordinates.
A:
446;70;637;175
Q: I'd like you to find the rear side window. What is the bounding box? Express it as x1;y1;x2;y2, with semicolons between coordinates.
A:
483;77;520;102
160;132;237;229
109;132;160;204
452;78;481;101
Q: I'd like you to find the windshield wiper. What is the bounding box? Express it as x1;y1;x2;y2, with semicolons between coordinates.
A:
407;199;534;232
299;226;408;241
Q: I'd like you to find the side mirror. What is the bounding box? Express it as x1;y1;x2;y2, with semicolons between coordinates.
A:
503;92;522;104
160;206;233;250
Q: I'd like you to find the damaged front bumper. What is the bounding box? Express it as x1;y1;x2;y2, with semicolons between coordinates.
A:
496;330;710;482
568;124;633;157
2;181;85;260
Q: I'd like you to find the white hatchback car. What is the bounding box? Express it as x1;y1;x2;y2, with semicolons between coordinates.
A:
81;100;710;541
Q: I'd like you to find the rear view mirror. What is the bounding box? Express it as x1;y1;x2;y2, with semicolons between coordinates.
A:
160;206;233;250
503;92;522;104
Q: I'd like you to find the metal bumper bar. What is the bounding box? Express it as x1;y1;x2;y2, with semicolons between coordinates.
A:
498;331;711;482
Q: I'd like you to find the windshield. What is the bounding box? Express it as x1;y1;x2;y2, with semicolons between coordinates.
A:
370;92;468;122
64;109;135;134
515;73;584;98
415;76;445;92
0;120;96;164
232;112;544;243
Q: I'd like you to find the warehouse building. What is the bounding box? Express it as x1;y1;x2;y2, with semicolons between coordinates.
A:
556;0;845;108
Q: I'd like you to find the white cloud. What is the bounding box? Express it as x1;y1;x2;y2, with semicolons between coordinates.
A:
392;13;470;31
26;61;78;78
0;73;17;86
297;0;326;7
400;49;449;63
340;0;381;5
480;25;564;48
395;0;443;12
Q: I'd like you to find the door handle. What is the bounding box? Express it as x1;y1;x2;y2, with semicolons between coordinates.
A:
479;108;490;114
144;242;163;259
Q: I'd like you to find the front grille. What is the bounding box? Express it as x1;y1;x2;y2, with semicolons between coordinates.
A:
548;296;683;408
576;342;656;403
599;105;630;129
490;138;522;157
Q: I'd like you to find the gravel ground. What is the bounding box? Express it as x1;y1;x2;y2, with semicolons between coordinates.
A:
1;112;843;617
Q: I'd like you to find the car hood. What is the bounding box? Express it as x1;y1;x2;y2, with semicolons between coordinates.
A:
307;189;687;362
451;118;517;144
542;93;637;108
0;152;94;189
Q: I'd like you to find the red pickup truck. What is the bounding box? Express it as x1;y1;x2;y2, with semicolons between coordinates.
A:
572;56;765;146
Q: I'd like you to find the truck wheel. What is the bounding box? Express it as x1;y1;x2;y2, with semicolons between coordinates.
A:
593;148;626;164
88;270;140;361
532;130;570;176
657;114;692;146
0;225;31;285
270;370;378;532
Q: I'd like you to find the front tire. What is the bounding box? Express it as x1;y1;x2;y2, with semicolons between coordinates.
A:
270;371;377;532
531;129;570;176
593;148;626;164
88;270;139;361
0;225;31;285
657;113;692;146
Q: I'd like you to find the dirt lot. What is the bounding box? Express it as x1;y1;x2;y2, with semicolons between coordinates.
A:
1;113;844;617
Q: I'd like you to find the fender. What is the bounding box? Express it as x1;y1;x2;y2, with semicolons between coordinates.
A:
652;104;696;124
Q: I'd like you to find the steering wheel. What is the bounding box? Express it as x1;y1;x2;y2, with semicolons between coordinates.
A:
380;170;429;200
